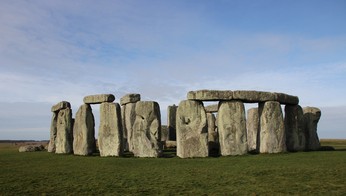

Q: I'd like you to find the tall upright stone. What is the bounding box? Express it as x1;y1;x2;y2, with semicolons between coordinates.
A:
285;105;305;151
47;112;58;153
258;101;286;153
123;102;137;152
73;104;96;156
207;112;219;155
247;107;259;152
55;108;73;154
217;101;247;156
303;107;321;151
98;102;123;157
167;104;178;141
176;100;208;158
132;101;162;157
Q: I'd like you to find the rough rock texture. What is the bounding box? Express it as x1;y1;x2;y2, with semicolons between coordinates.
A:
258;101;286;153
204;104;219;113
132;101;162;157
121;106;128;151
55;108;73;154
51;101;71;112
73;104;96;156
217;101;248;156
167;104;178;141
19;145;45;152
98;102;123;157
275;93;299;105
83;94;115;104
233;91;276;103
207;112;219;155
303;107;321;151
120;93;141;106
176;100;208;158
247;108;259;152
47;112;58;153
187;90;233;101
285;105;305;151
123;103;137;152
161;125;168;142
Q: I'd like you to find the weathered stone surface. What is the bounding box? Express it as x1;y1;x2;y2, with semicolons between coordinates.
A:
19;145;45;152
73;104;96;156
275;93;299;105
207;112;219;155
204;104;218;113
303;107;321;151
120;93;140;105
121;106;128;151
165;140;177;148
161;125;168;142
187;90;233;101
47;112;58;153
247;108;259;152
98;102;123;157
55;108;73;154
51;101;71;112
176;100;208;158
233;91;276;103
123;102;137;152
258;101;286;153
285;105;305;151
132;101;162;157
83;94;115;104
217;101;247;156
167;104;178;141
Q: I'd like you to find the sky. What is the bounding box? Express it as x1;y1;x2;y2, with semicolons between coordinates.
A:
0;0;345;140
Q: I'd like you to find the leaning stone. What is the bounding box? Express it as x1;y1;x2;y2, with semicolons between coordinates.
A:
47;112;58;153
303;107;321;151
258;101;286;153
55;108;73;154
204;104;219;113
83;94;115;104
120;93;141;106
98;102;123;157
233;91;276;103
207;113;219;155
19;145;45;152
123;102;137;152
285;105;305;151
132;101;162;157
247;108;259;152
176;100;208;158
51;101;71;112
167;104;178;141
187;90;233;101
73;104;96;156
218;101;248;156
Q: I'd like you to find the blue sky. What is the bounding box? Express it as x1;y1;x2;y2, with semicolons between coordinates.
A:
0;0;345;140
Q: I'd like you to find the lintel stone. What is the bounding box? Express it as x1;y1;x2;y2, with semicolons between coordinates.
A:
204;104;218;113
187;90;233;101
120;94;140;105
51;101;71;112
83;94;115;104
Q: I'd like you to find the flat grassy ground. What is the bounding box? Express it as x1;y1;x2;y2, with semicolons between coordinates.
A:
0;140;345;195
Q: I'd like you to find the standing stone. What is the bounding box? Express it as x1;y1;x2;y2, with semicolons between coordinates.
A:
247;108;259;153
55;108;73;154
73;104;96;156
176;100;208;158
48;112;58;153
167;104;178;141
207;112;219;155
258;101;286;153
285;105;305;151
132;101;162;157
98;102;123;157
217;101;247;156
121;106;128;151
303;107;321;151
123;102;137;152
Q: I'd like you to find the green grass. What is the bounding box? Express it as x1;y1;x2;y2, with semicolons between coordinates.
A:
0;140;345;195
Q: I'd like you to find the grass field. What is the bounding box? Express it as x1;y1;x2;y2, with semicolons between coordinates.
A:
0;140;345;195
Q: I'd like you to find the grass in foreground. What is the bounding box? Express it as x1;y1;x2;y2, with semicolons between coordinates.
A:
0;140;345;195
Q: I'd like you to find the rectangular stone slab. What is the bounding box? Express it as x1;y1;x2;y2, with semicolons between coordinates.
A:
51;101;71;112
120;94;140;105
204;104;218;113
233;90;276;103
83;94;115;104
187;90;233;101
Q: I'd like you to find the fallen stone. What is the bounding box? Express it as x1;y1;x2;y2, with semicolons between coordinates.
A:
167;104;178;141
285;105;305;151
120;93;140;105
218;101;248;156
55;108;73;154
204;104;218;113
51;101;71;112
98;102;123;157
303;107;321;151
83;94;115;104
47;112;58;153
164;140;177;148
259;101;286;153
176;100;208;158
123;102;137;152
247;108;259;152
187;90;233;101
132;101;162;157
73;104;96;156
19;145;45;152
